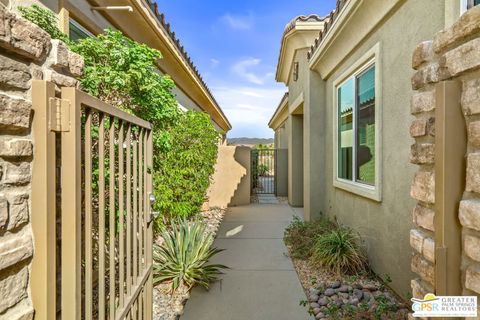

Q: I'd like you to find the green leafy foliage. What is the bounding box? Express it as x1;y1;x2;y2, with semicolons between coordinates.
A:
21;7;221;225
257;163;269;176
153;219;227;291
311;226;367;275
155;111;219;222
70;29;180;133
18;4;70;44
284;216;335;260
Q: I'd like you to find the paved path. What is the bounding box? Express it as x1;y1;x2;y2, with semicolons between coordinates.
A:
182;203;311;320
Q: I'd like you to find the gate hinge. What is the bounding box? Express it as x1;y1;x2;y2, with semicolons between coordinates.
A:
49;97;70;132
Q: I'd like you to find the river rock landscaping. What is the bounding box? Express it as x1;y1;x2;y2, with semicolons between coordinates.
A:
303;278;410;319
153;207;226;320
284;216;410;319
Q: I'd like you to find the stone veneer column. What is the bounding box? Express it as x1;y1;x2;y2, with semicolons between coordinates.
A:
0;5;83;319
409;5;480;304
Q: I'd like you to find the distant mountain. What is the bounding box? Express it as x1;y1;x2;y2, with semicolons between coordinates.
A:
227;137;274;146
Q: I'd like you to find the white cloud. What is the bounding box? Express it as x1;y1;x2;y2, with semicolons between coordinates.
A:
220;12;254;30
231;58;274;85
212;85;286;137
210;58;220;68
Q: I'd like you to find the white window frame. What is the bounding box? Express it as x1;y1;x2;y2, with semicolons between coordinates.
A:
69;18;94;39
461;0;468;14
332;42;382;202
461;0;479;14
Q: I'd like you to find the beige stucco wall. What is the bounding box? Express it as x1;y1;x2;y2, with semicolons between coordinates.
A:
288;114;304;207
288;48;309;106
275;149;288;197
307;0;446;297
207;146;251;208
274;122;288;149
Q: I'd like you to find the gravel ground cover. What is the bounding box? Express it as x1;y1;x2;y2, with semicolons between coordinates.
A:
288;247;410;320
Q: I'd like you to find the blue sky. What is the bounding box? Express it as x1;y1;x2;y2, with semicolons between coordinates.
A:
155;0;337;138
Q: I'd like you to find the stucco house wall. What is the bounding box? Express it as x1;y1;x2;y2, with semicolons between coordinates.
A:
274;123;288;149
308;0;446;296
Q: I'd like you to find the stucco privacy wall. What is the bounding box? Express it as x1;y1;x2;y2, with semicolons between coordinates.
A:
409;6;480;300
308;0;445;296
206;146;251;208
0;5;83;319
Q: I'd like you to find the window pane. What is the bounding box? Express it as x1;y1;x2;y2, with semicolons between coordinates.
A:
338;78;354;180
69;20;92;41
356;66;375;185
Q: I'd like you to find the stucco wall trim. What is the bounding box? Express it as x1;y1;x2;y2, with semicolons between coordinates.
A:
289;92;304;115
308;0;362;71
308;0;405;79
332;42;383;202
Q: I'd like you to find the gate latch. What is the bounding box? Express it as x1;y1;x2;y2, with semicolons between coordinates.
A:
149;193;160;222
49;97;70;132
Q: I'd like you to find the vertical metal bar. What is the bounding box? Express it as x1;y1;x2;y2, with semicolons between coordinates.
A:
98;112;106;320
31;80;57;320
141;131;147;320
143;133;147;269
60;87;82;320
126;125;132;296
133;300;138;320
119;121;125;308
139;290;143;320
146;130;153;320
434;81;464;296
133;138;138;285
85;108;93;320
109;117;116;320
138;129;144;275
143;131;147;272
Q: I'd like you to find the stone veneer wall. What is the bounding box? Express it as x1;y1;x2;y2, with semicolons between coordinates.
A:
0;5;83;319
409;6;480;301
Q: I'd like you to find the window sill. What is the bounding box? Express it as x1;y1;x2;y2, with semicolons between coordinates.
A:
333;178;382;202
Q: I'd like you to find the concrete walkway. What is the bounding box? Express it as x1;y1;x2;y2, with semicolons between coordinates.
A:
182;203;311;320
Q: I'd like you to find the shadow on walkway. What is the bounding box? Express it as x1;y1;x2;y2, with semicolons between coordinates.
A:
181;203;312;320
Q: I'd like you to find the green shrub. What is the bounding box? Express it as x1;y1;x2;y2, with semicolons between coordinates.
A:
21;7;221;225
257;164;269;176
311;226;367;275
153;219;227;291
284;216;334;260
18;4;70;44
155;111;219;222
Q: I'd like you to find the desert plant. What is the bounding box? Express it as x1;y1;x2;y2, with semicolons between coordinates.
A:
311;227;367;275
153;219;227;291
284;216;335;260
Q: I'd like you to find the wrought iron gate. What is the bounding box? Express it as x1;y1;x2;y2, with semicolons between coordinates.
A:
31;80;154;320
251;149;276;195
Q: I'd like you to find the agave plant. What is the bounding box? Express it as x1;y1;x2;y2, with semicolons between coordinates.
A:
153;219;227;291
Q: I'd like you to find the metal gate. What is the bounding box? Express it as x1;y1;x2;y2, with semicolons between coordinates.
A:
251;149;276;194
31;80;154;320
